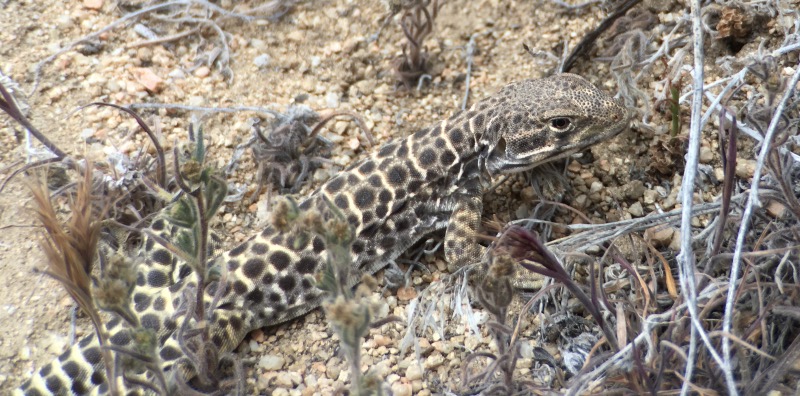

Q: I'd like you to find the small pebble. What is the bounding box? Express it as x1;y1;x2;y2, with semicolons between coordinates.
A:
250;39;267;50
194;66;211;78
287;31;304;42
83;0;103;9
699;146;714;163
18;346;30;361
130;67;164;92
168;69;186;79
391;382;412;396
254;54;271;68
424;353;444;369
644;226;674;247
259;355;285;371
627;201;644;217
735;159;756;179
405;364;422;381
766;200;787;218
274;371;302;387
325;91;340;108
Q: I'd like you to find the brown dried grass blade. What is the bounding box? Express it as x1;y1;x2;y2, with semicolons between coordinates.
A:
29;162;103;319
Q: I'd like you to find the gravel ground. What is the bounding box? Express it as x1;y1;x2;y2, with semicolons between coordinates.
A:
2;0;790;394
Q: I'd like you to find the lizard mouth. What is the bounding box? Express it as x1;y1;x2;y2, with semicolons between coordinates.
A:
486;147;580;175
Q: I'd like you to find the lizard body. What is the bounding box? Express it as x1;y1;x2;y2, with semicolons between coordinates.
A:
18;73;629;395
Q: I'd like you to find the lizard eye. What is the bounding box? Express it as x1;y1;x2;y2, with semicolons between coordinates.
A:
550;117;571;130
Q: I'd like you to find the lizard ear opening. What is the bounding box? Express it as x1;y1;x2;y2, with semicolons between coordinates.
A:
481;136;507;175
494;137;507;155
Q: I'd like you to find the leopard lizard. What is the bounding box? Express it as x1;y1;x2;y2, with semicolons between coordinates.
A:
18;73;630;395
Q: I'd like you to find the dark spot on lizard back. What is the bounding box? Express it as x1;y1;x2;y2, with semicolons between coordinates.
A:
247;289;264;304
279;275;296;292
440;151;456;166
325;176;345;193
141;314;161;332
243;258;266;278
380;236;396;250
362;211;374;224
269;251;291;271
233;281;247;295
109;331;130;346
334;194;349;210
395;217;410;232
153;296;165;311
83;347;102;365
229;316;243;332
61;361;80;379
45;376;65;394
378;190;392;203
269;292;282;303
419;148;436;167
133;293;152;312
229;243;247;257
312;236;325;253
358;161;375;174
296;257;317;274
90;371;104;386
147;270;168;288
368;174;383;187
251;243;268;255
396;140;409;157
449;128;464;144
302;278;314;289
387;166;407;186
378;143;396;158
160;346;182;361
354;188;375;208
151;218;165;231
151;249;172;265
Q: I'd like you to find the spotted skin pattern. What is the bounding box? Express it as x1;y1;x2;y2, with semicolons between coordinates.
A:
18;74;629;395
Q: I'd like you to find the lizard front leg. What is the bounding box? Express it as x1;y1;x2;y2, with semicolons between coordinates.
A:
444;179;484;272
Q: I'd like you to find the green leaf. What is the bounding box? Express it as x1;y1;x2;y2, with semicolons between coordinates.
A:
294;231;311;251
168;198;198;229
204;175;228;218
194;125;205;163
175;230;197;258
316;258;339;295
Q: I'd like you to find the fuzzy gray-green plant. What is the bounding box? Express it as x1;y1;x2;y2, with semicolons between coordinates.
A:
272;195;392;396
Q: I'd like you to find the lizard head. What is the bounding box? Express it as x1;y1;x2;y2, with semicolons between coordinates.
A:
478;73;631;176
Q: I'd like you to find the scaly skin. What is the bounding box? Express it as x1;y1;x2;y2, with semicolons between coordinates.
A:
18;74;630;395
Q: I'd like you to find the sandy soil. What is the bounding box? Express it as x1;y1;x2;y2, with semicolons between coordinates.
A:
2;0;786;394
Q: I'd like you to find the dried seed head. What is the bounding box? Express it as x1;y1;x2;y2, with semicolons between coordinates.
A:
181;159;203;184
270;197;294;232
478;253;515;312
360;274;379;291
324;296;359;328
93;254;137;311
326;217;353;246
299;210;324;235
487;253;516;280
